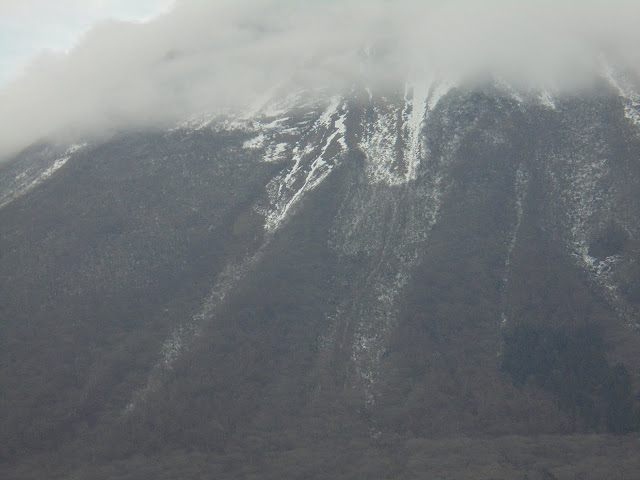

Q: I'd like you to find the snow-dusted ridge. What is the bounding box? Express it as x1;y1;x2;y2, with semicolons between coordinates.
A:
128;69;640;414
319;78;464;405
131;79;459;410
360;78;454;186
602;63;640;129
0;143;87;210
127;92;351;411
260;95;348;232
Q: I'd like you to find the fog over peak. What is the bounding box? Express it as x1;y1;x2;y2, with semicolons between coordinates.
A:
1;0;639;161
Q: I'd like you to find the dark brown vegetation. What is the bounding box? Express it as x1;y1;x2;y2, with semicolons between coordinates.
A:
3;434;640;479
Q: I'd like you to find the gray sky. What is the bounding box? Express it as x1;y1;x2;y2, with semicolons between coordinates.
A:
1;0;639;161
0;0;175;85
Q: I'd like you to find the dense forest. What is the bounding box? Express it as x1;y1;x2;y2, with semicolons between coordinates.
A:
2;76;640;479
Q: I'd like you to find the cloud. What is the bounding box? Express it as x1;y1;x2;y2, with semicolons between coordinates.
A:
1;0;639;161
0;0;176;83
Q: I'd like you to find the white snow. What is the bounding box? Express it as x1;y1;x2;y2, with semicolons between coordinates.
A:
334;112;348;150
602;63;640;128
262;90;305;118
264;155;332;232
241;83;285;119
0;143;86;210
538;89;556;110
262;96;347;232
360;105;401;185
126;246;265;413
242;133;266;150
263;142;288;163
262;117;289;129
403;79;431;181
172;114;216;132
127;94;350;413
326;87;458;405
360;78;453;186
494;77;524;103
428;79;455;111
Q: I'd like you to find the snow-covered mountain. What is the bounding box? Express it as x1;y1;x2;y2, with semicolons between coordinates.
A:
3;67;640;478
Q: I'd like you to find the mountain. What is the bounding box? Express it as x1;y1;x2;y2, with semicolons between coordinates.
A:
2;68;640;479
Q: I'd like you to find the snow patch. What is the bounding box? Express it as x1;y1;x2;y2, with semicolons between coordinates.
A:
495;77;524;103
262;96;347;232
172;114;216;132
428;79;455;111
360;79;453;186
602;63;640;128
360;105;401;185
242;133;266;150
334;111;348;150
0;143;87;210
263;142;288;163
538;89;556;110
403;79;431;181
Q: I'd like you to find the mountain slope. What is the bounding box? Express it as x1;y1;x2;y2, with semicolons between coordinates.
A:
2;70;640;478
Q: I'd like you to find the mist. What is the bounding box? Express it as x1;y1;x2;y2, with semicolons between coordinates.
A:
1;0;639;161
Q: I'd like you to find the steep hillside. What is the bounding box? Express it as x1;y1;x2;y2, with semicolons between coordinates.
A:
2;70;640;478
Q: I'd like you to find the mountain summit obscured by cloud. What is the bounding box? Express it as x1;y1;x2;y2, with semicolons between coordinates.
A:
1;0;639;160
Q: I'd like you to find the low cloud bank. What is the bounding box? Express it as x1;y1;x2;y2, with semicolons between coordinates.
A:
1;0;639;160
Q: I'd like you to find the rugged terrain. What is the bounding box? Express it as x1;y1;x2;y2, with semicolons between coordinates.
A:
2;67;640;478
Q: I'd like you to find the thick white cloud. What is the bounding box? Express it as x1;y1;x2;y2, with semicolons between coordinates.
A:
0;0;175;83
1;0;639;160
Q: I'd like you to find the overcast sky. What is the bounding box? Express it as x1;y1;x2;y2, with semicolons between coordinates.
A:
0;0;175;84
1;0;639;161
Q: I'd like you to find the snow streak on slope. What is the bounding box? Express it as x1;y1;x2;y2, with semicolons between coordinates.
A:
333;167;451;406
176;91;349;232
130;73;640;415
603;63;640;129
494;77;525;104
403;79;431;181
262;96;347;231
500;164;530;327
538;89;557;110
530;73;640;329
127;94;349;412
0;143;86;210
136;84;452;411
494;76;562;111
360;80;452;185
323;85;455;405
548;147;639;326
125;246;265;412
358;99;398;185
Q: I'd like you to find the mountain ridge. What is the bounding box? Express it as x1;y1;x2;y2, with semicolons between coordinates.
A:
2;70;640;478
